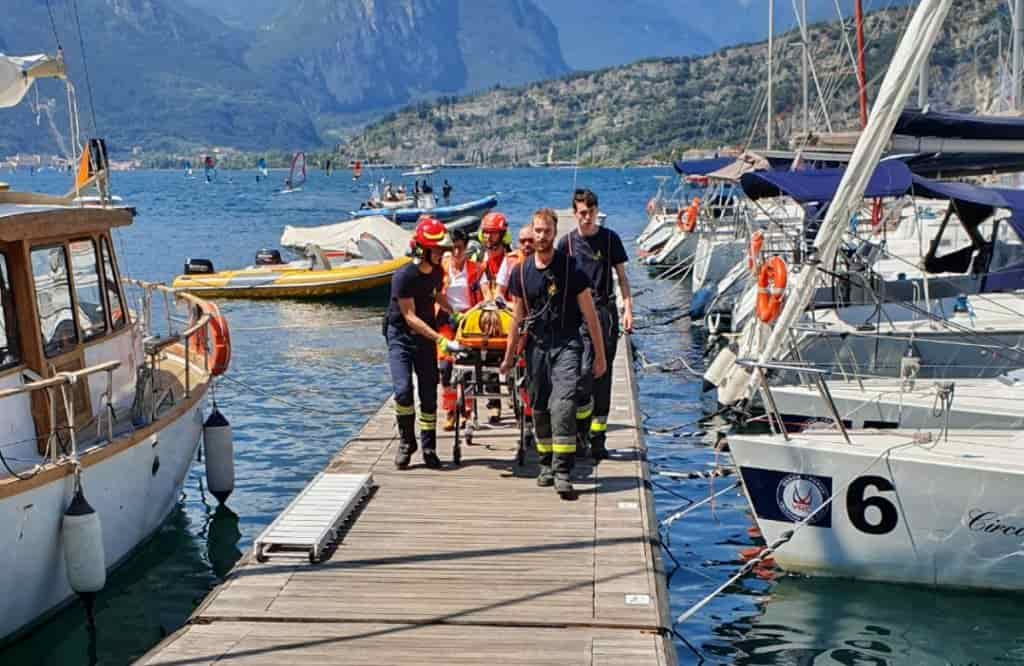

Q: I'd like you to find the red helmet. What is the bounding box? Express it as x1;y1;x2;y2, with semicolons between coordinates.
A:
481;212;508;234
413;216;452;249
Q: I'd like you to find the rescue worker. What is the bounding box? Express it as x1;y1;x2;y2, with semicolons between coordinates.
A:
478;211;512;423
557;188;633;462
501;208;606;499
438;228;483;430
385;217;454;470
497;225;535;301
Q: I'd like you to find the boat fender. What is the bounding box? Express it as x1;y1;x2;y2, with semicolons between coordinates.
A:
717;365;752;406
704;343;738;388
184;258;215;275
63;484;106;596
204;407;235;504
689;287;714;319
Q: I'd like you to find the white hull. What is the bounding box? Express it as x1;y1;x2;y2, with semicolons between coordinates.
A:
770;375;1024;430
692;237;745;292
645;229;697;266
729;428;1024;591
0;363;206;642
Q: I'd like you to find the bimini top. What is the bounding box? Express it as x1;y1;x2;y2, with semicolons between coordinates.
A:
672;157;734;176
740;160;914;203
910;176;1024;234
895;108;1024;141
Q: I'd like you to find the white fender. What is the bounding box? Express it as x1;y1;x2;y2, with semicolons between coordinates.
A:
704;343;737;388
63;487;106;595
204;408;235;504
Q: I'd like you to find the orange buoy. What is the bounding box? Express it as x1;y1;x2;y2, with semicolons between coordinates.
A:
756;256;788;324
190;302;232;376
747;230;764;273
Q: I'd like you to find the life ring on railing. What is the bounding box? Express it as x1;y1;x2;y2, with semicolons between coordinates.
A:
747;230;764;273
677;198;699;232
190;302;232;376
756;256;788;324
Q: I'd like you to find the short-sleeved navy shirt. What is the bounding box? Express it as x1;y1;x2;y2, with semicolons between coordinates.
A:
557;227;628;306
508;250;590;343
386;262;443;335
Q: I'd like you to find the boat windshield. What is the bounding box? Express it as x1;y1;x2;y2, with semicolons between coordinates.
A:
31;245;77;357
356;234;393;261
0;252;20;370
988;218;1024;273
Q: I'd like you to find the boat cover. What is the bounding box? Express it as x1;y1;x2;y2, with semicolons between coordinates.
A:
740;160;913;202
672;157;734;176
895;108;1024;141
281;216;410;257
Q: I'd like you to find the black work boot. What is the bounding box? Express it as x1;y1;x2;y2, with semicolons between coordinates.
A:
536;452;554;487
553;451;575;499
421;429;442;469
590;429;608;462
394;413;417;469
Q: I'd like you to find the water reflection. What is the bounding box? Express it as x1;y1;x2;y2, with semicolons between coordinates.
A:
205;505;244;579
719;576;1024;665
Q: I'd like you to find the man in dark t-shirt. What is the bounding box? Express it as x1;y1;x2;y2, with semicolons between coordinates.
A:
502;208;606;499
385;217;453;470
557;188;633;462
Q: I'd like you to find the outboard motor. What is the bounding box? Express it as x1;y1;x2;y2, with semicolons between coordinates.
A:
255;248;284;265
184;258;215;275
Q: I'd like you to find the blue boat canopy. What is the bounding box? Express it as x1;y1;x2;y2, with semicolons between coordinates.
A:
896;108;1024;141
911;176;1024;236
740;160;913;203
672;157;733;176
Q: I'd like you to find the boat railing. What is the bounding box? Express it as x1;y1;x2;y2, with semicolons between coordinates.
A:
125;278;214;401
735;358;852;445
0;360;121;469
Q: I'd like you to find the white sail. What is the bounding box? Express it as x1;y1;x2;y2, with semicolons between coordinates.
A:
0;53;65;108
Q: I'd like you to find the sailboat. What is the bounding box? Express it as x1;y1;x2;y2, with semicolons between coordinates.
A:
0;49;236;643
276;151;306;194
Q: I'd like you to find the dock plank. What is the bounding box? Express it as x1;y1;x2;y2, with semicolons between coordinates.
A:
140;342;675;665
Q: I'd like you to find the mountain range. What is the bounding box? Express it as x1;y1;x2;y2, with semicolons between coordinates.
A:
0;0;942;158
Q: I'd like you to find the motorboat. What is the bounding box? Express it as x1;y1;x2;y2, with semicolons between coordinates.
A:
351;193;498;225
173;217;411;299
0;50;234;643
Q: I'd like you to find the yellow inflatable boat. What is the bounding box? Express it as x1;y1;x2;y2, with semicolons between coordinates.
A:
173;216;411;299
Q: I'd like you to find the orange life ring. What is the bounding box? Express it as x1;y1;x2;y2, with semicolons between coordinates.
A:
677;202;698;233
190;302;232;376
756;256;788;324
747;230;764;273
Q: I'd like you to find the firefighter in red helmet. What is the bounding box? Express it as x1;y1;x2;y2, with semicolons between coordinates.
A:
385;217;454;469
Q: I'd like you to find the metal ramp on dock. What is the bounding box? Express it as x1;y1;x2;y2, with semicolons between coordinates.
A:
254;472;373;564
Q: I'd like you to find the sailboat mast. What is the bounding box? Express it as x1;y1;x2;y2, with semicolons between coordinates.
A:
854;0;869;127
1015;0;1023;110
801;0;809;135
767;0;775;149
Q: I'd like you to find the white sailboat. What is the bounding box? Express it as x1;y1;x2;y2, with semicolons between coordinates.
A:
0;51;235;643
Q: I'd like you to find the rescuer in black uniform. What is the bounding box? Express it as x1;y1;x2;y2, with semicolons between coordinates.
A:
501;208;606;499
385;217;454;470
557;188;633;462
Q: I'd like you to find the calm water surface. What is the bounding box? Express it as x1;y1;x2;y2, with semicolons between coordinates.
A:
1;168;1021;665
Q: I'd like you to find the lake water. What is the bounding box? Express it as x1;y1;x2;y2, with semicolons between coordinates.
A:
1;167;1021;665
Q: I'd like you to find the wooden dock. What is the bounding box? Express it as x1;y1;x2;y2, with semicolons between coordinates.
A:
139;342;676;665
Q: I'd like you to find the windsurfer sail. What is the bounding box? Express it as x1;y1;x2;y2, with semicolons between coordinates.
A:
204;155;216;183
352;159;362;180
184;160;193;178
279;151;306;193
257;157;268;182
